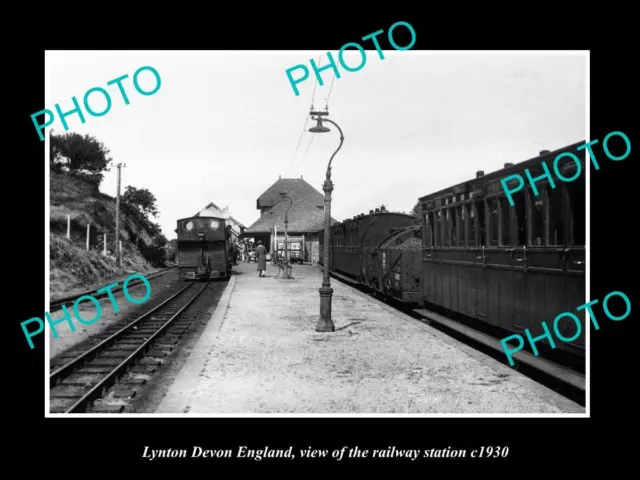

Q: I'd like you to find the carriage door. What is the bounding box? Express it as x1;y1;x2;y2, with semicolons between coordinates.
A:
510;190;529;331
423;211;436;302
473;198;488;319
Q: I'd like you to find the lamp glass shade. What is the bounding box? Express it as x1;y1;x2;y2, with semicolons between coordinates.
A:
309;118;330;133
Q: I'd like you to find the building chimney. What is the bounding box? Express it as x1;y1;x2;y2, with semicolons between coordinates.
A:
380;205;386;212
375;208;380;213
301;175;303;179
279;175;281;179
540;150;551;156
369;210;374;214
504;163;514;168
476;170;484;178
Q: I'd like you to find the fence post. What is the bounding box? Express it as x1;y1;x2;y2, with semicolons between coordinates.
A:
103;233;107;256
67;215;71;240
86;223;90;250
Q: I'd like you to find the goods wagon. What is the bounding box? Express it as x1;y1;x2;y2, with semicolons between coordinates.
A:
369;225;423;303
176;216;232;280
318;206;417;283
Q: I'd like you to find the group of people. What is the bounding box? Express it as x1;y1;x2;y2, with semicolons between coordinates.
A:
228;239;271;277
228;241;250;264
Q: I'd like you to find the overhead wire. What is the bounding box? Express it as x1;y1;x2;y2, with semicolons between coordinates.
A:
286;114;309;176
286;55;321;177
291;55;323;176
295;62;336;175
324;71;336;110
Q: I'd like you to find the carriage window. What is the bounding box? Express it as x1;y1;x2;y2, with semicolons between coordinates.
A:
458;206;464;247
461;205;468;247
566;176;585;246
443;209;450;247
513;191;526;246
548;186;565;246
476;200;486;246
488;198;499;246
435;211;442;247
426;212;435;247
451;208;458;247
499;197;511;246
467;204;476;247
529;187;544;246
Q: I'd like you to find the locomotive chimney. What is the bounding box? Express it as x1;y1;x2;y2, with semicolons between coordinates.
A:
476;170;484;178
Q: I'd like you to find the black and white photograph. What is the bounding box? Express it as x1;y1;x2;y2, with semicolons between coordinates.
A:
14;18;634;475
44;50;588;416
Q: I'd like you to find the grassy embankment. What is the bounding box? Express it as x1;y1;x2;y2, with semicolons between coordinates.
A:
50;171;159;299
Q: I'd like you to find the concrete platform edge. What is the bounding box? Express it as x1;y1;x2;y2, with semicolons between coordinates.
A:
318;265;585;414
154;273;237;413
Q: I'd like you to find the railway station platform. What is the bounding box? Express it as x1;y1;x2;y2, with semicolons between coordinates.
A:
155;262;584;414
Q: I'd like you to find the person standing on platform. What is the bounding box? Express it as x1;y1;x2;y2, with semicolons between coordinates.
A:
255;240;267;277
232;242;238;265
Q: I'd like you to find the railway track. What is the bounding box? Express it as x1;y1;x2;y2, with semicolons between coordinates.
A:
49;279;210;414
49;265;177;313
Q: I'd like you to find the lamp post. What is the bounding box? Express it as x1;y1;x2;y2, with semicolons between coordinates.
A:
269;211;276;264
309;110;344;332
280;193;293;279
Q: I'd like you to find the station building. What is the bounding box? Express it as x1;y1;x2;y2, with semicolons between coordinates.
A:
194;202;246;243
243;176;339;264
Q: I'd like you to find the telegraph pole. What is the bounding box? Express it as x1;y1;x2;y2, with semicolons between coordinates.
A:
115;162;122;267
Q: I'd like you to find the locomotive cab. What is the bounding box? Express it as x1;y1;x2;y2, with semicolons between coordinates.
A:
176;216;231;281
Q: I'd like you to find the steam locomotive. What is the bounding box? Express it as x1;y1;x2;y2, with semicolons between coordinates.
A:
176;215;232;280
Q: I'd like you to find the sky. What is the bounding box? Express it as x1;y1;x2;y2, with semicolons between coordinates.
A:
46;51;587;239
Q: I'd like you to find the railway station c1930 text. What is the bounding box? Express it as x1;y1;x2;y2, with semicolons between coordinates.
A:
21;273;152;349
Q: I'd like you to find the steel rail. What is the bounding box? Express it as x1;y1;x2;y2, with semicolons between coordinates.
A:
49;265;177;312
50;281;193;386
63;281;210;413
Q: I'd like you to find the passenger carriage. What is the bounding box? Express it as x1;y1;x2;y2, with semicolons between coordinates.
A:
418;143;586;356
